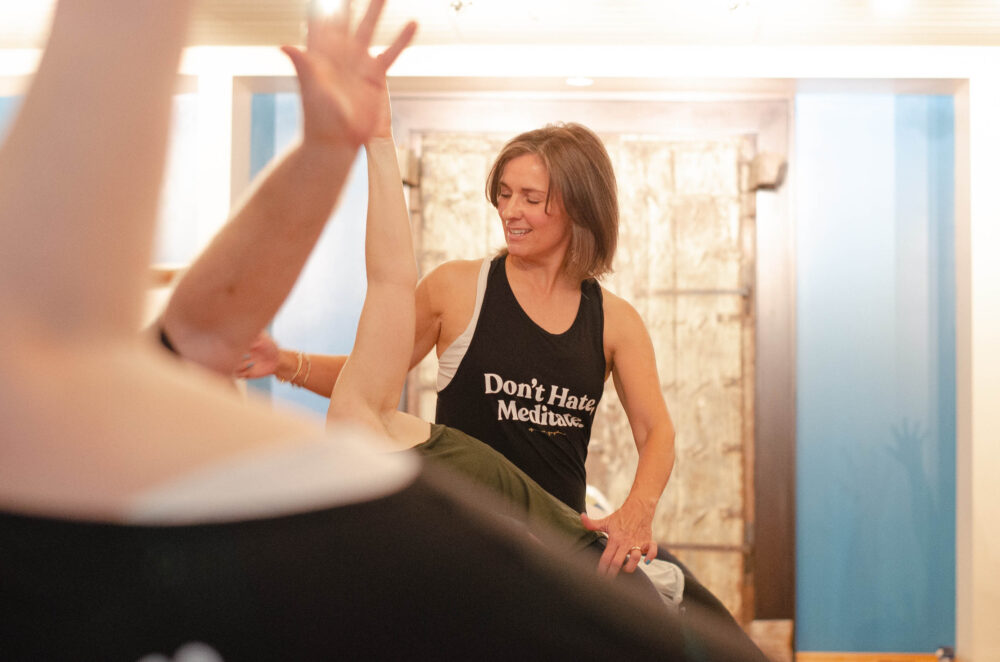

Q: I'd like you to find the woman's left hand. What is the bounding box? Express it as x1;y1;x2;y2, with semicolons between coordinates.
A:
581;501;658;577
233;331;280;379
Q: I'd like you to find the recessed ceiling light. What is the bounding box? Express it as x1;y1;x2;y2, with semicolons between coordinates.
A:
566;76;594;87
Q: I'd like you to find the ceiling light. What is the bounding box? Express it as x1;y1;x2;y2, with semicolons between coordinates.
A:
566;76;594;87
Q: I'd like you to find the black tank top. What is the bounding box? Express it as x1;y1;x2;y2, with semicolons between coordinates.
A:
435;256;606;511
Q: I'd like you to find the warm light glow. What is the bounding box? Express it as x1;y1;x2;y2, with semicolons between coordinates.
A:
871;0;909;18
565;76;594;87
0;50;42;80
313;0;343;17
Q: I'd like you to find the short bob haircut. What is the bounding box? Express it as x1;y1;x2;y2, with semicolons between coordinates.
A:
486;123;618;281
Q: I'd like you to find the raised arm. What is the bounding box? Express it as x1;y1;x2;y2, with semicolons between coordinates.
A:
161;0;417;375
0;0;312;510
0;0;193;338
326;87;418;435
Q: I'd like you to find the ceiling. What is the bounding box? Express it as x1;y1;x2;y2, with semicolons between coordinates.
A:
6;0;1000;50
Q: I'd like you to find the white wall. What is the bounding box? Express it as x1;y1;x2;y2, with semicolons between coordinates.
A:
955;73;1000;662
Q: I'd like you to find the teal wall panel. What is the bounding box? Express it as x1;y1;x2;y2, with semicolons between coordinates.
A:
795;93;955;652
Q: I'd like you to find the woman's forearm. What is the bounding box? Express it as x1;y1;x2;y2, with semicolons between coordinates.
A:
274;350;347;398
623;422;675;515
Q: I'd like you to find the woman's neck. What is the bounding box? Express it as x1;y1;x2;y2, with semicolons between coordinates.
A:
505;253;578;297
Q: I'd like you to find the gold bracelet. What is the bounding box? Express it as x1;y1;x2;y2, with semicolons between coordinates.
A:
290;351;304;384
278;351;304;384
300;353;312;387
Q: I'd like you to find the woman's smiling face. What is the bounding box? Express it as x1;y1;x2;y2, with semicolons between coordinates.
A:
496;153;573;263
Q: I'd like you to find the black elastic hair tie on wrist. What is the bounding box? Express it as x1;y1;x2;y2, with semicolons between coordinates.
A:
158;325;179;356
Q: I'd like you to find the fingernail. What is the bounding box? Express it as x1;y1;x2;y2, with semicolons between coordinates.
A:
246;362;255;369
645;558;652;565
243;354;251;359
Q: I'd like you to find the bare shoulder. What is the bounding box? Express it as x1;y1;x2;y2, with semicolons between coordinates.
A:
419;258;484;309
600;286;648;340
422;258;483;287
417;258;488;349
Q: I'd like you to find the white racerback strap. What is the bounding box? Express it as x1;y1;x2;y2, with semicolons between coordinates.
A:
436;257;491;392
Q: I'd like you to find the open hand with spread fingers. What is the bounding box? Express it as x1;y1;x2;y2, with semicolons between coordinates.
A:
281;0;417;148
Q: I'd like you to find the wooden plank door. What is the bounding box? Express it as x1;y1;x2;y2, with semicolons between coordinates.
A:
589;135;757;622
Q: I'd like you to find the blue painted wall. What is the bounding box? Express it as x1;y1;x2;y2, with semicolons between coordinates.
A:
247;93;368;417
795;93;955;652
0;95;22;139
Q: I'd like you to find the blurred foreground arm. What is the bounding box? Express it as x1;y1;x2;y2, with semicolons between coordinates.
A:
162;0;417;375
0;0;194;338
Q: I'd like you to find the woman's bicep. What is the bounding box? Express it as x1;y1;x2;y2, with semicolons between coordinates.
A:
410;260;481;368
607;301;672;446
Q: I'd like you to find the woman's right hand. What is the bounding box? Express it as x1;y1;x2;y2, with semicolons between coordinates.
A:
280;0;416;149
234;331;280;379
